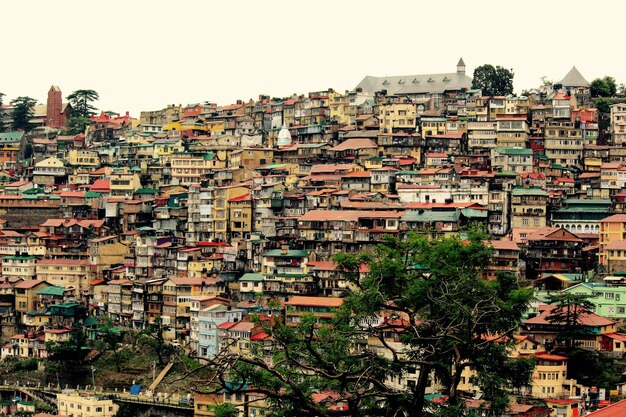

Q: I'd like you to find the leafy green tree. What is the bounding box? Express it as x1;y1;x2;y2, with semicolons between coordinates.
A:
546;293;595;349
65;115;91;135
97;317;126;372
208;232;534;417
139;317;173;366
46;328;89;362
67;89;99;118
11;96;37;132
590;76;618;98
214;403;240;417
472;65;514;96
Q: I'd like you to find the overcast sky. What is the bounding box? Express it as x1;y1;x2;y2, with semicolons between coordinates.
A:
2;0;622;116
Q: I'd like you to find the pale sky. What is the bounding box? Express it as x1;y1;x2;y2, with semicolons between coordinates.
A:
2;0;623;116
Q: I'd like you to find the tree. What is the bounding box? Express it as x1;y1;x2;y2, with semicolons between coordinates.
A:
138;317;173;366
590;76;618;98
472;65;514;96
97;317;126;372
205;231;534;417
214;403;240;417
546;293;595;349
11;96;37;132
65;115;91;135
67;89;99;118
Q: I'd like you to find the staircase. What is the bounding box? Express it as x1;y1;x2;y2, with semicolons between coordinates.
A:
148;361;175;392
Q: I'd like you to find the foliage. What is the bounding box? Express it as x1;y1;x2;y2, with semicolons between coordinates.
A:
12;358;38;372
46;328;89;362
65;116;91;135
540;76;553;91
138;317;173;366
566;349;623;389
471;65;514;96
207;231;533;417
590;76;617;98
97;316;126;372
67;89;99;118
11;96;37;132
24;143;33;159
546;293;595;349
214;403;240;417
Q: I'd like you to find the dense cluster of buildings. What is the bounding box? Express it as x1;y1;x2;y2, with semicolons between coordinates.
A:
2;59;626;415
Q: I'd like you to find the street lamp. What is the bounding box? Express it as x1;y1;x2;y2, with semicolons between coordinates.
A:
91;366;96;392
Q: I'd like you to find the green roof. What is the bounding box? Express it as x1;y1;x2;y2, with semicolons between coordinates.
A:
256;163;286;170
495;147;532;155
461;208;488;219
269;273;313;278
495;170;519;177
563;198;611;205
262;249;309;258
84;316;99;326
511;187;548;197
135;188;159;195
0;132;23;142
3;255;35;261
239;273;264;282
397;170;420;175
551;164;564;169
203;152;216;160
37;286;67;297
402;210;461;223
85;192;101;198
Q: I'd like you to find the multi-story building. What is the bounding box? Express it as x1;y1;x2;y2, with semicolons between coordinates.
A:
170;152;225;185
57;391;119;417
544;121;583;168
490;148;533;173
109;169;142;199
496;115;529;149
510;187;548;229
1;254;36;281
197;304;244;359
284;296;343;327
610;103;626;145
599;214;626;268
36;259;94;299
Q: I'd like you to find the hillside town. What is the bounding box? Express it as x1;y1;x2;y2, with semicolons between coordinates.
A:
3;59;626;417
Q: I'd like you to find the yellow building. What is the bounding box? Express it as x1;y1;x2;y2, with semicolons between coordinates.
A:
329;91;351;125
68;149;100;167
212;185;250;241
529;352;568;398
599;214;626;267
2;254;36;280
14;280;51;317
44;328;72;344
57;391;119;417
379;102;417;132
109;169;142;199
36;259;93;296
88;236;129;279
228;193;252;242
496;115;529;148
228;148;274;169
